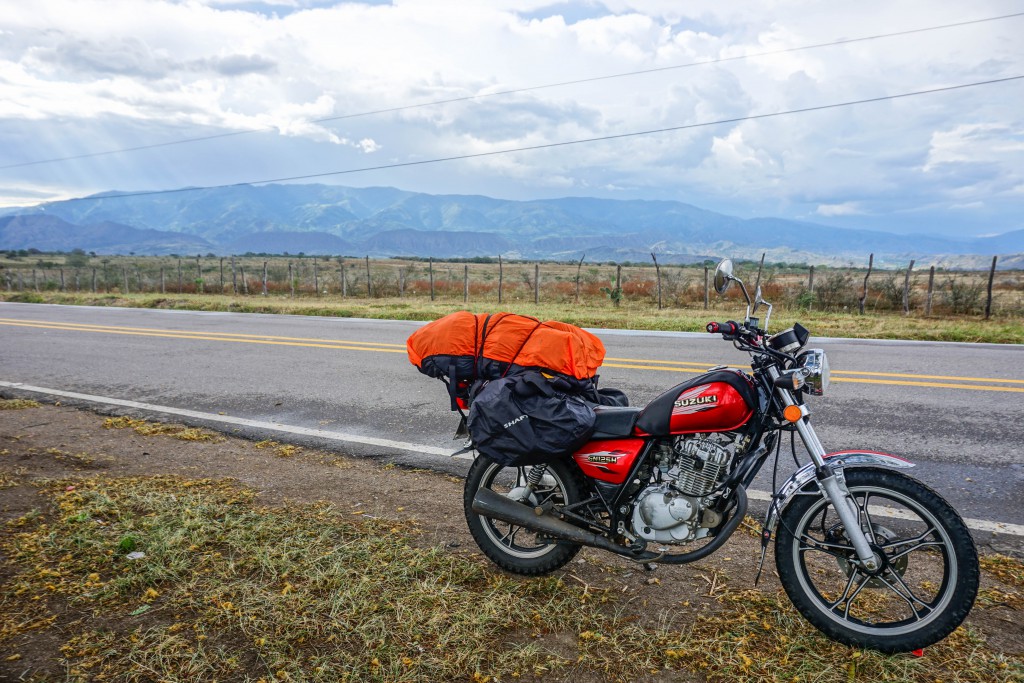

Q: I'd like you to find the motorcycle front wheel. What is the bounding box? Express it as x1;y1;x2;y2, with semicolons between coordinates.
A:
463;455;584;576
775;467;979;653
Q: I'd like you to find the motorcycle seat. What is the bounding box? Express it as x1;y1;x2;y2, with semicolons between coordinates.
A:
592;405;642;439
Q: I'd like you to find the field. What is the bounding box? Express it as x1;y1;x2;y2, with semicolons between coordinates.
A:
1;399;1021;682
2;252;1023;343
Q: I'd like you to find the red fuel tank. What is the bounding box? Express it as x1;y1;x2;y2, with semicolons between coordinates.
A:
572;438;645;485
634;369;755;437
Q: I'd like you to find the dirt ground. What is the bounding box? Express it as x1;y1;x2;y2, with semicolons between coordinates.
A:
1;402;1022;681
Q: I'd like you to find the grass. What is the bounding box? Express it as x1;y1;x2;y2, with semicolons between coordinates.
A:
3;290;1024;343
102;416;223;442
1;475;1020;682
0;398;41;410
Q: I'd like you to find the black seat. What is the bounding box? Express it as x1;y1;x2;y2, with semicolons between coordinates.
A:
592;406;642;439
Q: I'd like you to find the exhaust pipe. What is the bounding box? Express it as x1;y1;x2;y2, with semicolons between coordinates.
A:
471;487;630;555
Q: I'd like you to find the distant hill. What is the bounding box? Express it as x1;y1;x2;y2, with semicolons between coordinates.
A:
1;183;1021;267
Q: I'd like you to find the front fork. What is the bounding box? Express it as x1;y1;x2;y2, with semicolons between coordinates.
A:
767;367;880;571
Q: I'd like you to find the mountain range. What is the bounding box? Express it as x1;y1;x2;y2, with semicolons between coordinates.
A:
1;183;1021;268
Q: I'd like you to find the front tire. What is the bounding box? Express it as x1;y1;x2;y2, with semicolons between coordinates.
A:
463;455;584;575
775;468;978;653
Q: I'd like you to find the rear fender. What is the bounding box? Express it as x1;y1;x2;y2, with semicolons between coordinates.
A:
762;451;915;537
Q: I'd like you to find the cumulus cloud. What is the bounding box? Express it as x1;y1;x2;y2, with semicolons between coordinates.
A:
0;0;1021;236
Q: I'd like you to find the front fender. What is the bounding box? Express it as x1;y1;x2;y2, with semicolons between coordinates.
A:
762;451;915;537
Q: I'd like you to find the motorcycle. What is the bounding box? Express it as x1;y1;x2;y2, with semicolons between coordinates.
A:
463;257;978;653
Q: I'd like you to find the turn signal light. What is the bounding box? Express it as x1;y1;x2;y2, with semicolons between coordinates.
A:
783;405;803;423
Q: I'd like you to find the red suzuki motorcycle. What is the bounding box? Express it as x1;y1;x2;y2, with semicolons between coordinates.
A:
464;258;978;653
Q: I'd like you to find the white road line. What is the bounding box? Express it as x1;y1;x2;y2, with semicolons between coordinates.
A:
3;380;1023;538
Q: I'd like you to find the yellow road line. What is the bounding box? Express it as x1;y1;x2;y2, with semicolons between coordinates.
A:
3;318;1022;392
0;317;406;349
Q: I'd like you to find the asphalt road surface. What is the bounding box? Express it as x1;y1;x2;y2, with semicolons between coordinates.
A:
2;302;1022;551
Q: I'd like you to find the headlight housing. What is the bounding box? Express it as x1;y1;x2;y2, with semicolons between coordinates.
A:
796;349;830;395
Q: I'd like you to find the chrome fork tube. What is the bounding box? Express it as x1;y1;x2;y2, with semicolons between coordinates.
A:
767;366;879;570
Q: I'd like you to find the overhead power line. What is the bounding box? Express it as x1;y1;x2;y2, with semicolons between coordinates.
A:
2;11;1022;171
47;74;1024;205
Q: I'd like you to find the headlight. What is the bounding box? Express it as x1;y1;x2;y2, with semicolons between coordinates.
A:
796;349;830;395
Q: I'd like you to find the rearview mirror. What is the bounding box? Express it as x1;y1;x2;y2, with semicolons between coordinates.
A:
713;258;734;295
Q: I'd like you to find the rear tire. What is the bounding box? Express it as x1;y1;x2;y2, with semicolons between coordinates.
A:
775;468;978;653
463;455;584;576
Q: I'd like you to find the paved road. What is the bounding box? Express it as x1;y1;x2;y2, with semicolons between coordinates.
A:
1;302;1022;550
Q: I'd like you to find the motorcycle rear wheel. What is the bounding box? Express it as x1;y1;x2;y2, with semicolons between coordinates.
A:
463;455;584;575
775;467;978;653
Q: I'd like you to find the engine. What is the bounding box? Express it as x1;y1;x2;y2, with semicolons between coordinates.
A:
630;433;737;544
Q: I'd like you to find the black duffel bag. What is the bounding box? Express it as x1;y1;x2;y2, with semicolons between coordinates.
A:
467;371;596;466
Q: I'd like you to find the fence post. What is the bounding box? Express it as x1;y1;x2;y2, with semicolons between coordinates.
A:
231;257;238;294
136;267;142;293
925;265;935;317
263;261;268;296
314;257;320;297
429;257;435;301
160;267;165;294
498;255;503;304
399;268;405;297
902;259;915;315
92;268;97;293
985;255;997;320
704;266;709;309
196;255;203;294
651;253;662;310
463;265;469;303
289;262;294;298
178;259;183;293
341;264;347;297
575;253;585;304
858;253;873;315
615;264;622;308
122;266;129;294
365;256;372;297
74;270;80;292
32;268;38;292
534;263;540;304
220;258;225;293
58;268;65;292
240;267;248;295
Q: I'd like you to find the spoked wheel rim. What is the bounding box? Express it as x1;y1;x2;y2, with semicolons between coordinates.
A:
476;462;569;560
788;484;958;637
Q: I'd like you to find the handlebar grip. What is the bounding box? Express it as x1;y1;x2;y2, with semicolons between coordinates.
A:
706;321;738;335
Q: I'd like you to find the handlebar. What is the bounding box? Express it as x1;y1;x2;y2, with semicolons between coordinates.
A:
706;321;739;335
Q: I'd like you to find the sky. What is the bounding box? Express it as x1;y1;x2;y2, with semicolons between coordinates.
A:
0;0;1022;239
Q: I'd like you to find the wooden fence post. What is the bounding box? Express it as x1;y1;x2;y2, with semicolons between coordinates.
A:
288;262;294;298
429;257;435;301
122;267;129;294
263;261;268;296
902;259;915;315
136;267;142;292
341;264;347;297
703;266;709;309
859;253;873;315
985;256;997;320
925;265;935;317
196;255;203;293
92;268;97;293
498;255;503;304
398;268;405;297
534;263;540;304
59;268;65;292
615;264;622;308
231;257;237;294
160;267;165;294
314;257;320;296
651;253;662;309
240;267;248;295
178;259;183;293
365;256;372;298
220;258;225;293
463;265;469;303
575;253;585;304
32;268;38;292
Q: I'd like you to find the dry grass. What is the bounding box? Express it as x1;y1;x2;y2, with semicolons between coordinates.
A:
1;476;1020;682
102;416;222;442
0;398;41;410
